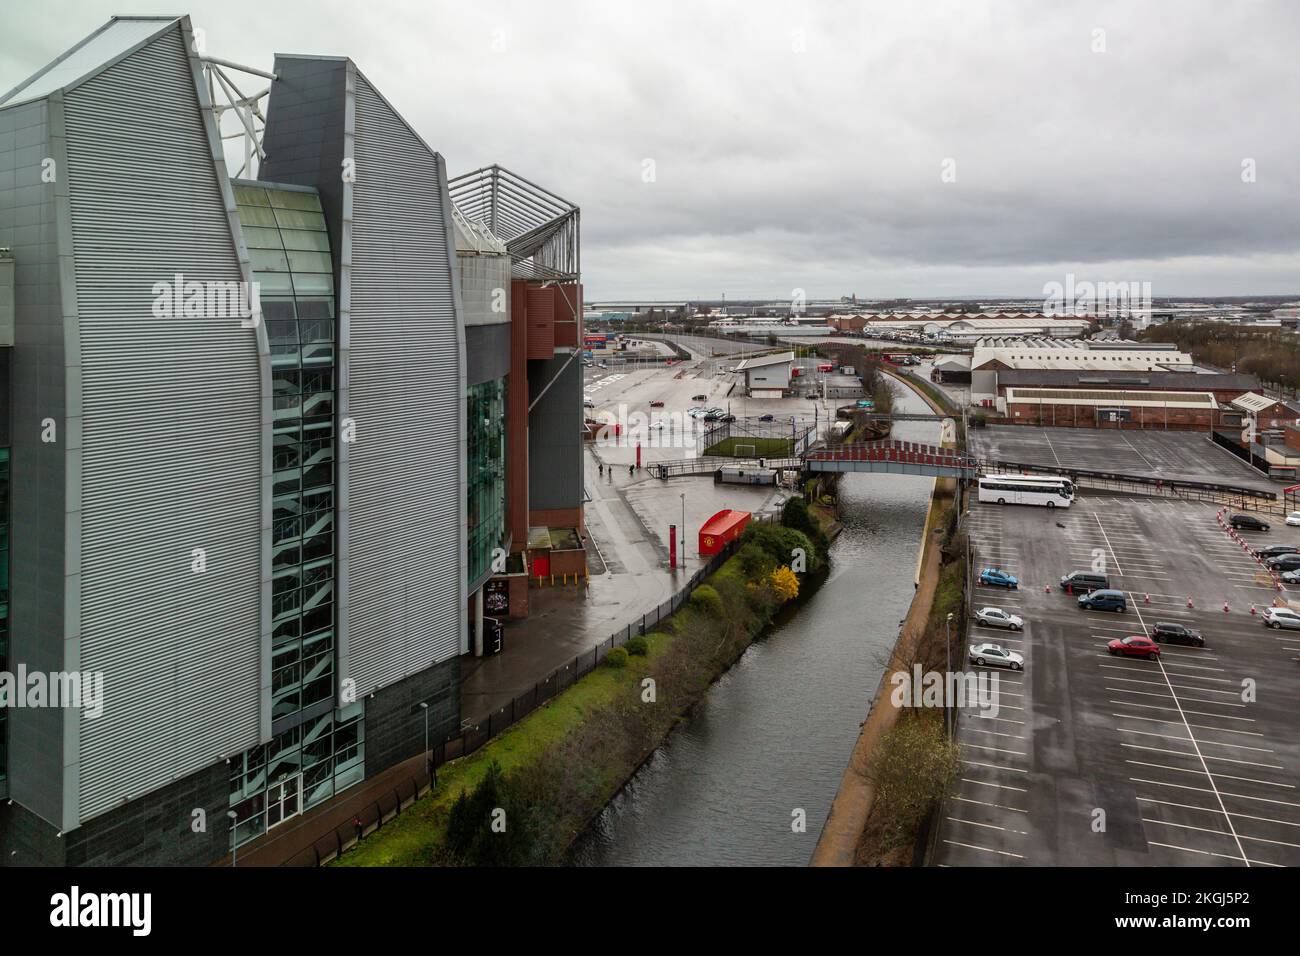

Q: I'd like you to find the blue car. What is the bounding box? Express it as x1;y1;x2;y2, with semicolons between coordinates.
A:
979;567;1019;589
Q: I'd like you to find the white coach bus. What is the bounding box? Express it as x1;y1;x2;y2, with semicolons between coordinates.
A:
978;473;1075;508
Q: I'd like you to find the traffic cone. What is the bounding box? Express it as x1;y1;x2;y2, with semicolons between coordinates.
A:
1186;596;1194;608
1144;593;1150;604
1044;584;1050;593
1223;601;1230;613
1067;584;1073;595
1250;604;1257;615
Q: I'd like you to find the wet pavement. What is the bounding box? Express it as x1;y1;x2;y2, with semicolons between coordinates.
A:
459;356;793;723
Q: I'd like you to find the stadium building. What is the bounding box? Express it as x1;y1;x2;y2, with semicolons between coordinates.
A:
0;15;582;865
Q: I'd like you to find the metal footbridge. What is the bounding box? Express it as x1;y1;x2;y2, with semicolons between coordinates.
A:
650;438;1281;511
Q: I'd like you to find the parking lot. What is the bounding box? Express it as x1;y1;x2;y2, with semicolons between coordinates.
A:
934;494;1300;866
969;425;1278;494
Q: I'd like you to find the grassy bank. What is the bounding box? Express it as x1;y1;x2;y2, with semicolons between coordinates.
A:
338;506;828;866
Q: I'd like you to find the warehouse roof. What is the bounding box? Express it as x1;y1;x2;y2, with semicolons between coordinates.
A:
1231;392;1284;414
1005;387;1218;409
996;369;1259;391
735;351;794;371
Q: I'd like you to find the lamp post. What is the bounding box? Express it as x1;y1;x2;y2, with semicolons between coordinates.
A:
945;612;955;739
227;810;239;867
419;701;431;781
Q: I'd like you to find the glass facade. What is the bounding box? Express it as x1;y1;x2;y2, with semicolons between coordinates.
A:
0;447;8;787
229;183;361;848
467;378;507;584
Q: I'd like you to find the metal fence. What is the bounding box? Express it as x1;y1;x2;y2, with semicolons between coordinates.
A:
433;512;778;769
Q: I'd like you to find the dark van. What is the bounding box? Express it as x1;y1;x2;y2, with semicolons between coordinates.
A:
1078;589;1127;612
1060;571;1110;594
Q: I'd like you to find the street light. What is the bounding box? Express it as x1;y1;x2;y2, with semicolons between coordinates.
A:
945;612;955;739
227;810;238;867
419;701;433;783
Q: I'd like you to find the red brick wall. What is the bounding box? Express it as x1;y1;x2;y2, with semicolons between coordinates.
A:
1005;402;1215;429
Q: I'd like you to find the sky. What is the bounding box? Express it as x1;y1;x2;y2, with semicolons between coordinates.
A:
3;0;1298;300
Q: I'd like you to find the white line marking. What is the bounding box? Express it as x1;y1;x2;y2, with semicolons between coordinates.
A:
1129;599;1252;867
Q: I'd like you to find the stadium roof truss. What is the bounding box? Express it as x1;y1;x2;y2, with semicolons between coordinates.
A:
200;55;277;179
448;164;580;287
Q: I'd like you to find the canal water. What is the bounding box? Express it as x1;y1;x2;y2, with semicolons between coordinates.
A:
568;380;940;866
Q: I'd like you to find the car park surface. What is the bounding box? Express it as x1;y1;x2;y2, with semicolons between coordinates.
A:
967;426;1278;494
935;494;1300;867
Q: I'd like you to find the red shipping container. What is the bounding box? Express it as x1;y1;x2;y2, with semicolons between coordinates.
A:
698;509;752;556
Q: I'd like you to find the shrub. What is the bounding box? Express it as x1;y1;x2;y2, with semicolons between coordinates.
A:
781;495;828;559
604;646;629;667
868;714;960;851
625;635;649;656
769;565;799;603
737;542;776;579
743;523;816;572
443;761;538;865
689;584;725;618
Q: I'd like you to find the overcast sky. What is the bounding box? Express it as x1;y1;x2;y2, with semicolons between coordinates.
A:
4;1;1298;299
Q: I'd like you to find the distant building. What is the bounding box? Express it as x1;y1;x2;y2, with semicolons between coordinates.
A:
735;352;794;398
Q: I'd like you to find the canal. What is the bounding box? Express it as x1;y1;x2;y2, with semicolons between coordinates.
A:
568;379;940;866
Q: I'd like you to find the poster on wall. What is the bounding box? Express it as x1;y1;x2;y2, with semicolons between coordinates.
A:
484;578;510;615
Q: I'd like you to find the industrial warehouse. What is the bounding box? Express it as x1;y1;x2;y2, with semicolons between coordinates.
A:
0;15;584;865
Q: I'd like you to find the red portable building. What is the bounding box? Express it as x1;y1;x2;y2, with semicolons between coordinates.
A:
699;509;752;556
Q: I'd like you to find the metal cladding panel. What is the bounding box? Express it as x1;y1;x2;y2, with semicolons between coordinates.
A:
344;75;465;696
0;98;68;827
62;26;262;822
527;353;583;511
525;285;554;359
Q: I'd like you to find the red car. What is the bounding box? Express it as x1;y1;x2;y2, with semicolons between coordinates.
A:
1107;636;1161;660
649;400;665;408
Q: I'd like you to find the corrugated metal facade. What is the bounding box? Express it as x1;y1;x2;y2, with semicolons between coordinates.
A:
342;74;465;696
0;96;68;827
62;25;263;822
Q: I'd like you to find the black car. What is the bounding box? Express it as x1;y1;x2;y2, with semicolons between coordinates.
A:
1264;553;1300;571
758;414;775;422
1230;514;1270;532
1150;622;1205;648
1255;544;1300;559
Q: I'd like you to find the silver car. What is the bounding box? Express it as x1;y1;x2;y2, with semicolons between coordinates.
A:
1261;607;1300;630
968;642;1024;671
974;607;1023;631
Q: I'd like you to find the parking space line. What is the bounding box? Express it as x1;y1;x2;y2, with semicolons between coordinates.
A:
1109;700;1254;720
960;777;1027;793
948;816;1030;836
1126;760;1293;789
962;760;1029;774
1117;727;1273;752
1121;743;1283;770
942;839;1025;859
952;795;1028;813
